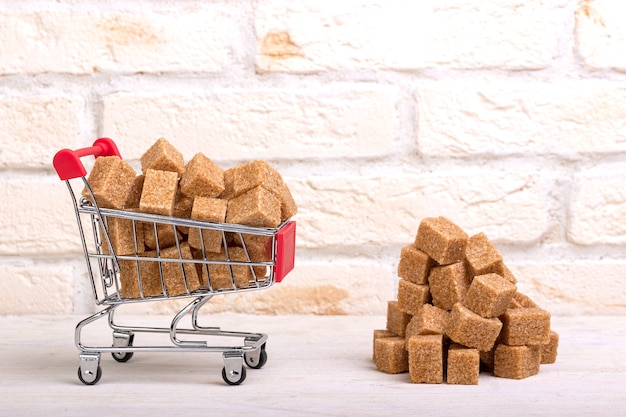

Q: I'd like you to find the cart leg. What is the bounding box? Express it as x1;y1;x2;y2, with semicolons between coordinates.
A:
78;352;102;385
222;351;246;385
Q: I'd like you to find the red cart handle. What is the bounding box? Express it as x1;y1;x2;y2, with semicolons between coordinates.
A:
53;138;121;180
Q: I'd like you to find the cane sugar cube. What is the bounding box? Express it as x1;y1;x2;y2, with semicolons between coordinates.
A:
173;190;194;219
124;175;145;209
373;329;396;361
386;301;411;337
493;344;541;379
188;197;228;253
231;160;284;198
415;217;468;265
404;304;449;346
158;243;202;296
82;156;137;209
447;344;480;385
501;265;518;285
479;348;495;371
445;303;502;352
119;251;163;298
397;279;431;315
407;335;443;384
143;223;181;250
463;273;517;318
199;248;255;290
464;232;504;277
278;181;298;221
220;167;236;200
102;217;145;255
179;152;225;198
235;233;272;278
140;137;184;176
428;262;471;311
375;337;409;374
139;169;178;216
510;291;538;309
397;244;432;285
226;186;281;228
500;308;551;346
540;330;559;364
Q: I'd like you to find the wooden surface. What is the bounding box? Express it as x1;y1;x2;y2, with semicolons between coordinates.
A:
0;312;624;416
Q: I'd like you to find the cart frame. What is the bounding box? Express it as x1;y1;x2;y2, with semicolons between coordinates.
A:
53;138;296;385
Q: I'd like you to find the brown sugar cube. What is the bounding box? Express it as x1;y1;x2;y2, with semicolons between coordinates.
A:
220;167;236;200
278;181;298;221
143;223;181;250
82;156;137;209
179;152;225;198
236;233;272;279
188;197;228;253
464;232;504;277
374;337;409;374
407;334;443;384
428;261;471;310
414;216;468;266
198;247;255;290
231;160;284;198
373;329;396;361
386;300;411;337
124;175;145;210
479;348;495;371
500;308;551;346
493;344;541;379
140;137;184;176
226;186;281;228
463;273;517;318
397;244;432;285
172;189;194;234
510;291;538;309
540;330;559;364
397;279;431;315
158;243;202;296
447;344;480;385
139;169;179;216
102;217;145;255
501;265;518;284
404;304;449;346
445;303;502;352
119;251;164;298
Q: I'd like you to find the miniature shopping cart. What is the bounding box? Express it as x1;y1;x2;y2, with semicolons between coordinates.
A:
53;138;296;385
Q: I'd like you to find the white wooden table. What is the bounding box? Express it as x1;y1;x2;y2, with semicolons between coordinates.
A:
0;313;624;416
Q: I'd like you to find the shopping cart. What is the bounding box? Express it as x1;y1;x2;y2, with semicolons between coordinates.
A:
53;138;296;385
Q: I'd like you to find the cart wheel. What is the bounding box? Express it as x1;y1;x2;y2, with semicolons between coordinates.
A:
111;351;134;362
244;344;268;369
222;365;246;385
112;332;134;362
77;365;102;385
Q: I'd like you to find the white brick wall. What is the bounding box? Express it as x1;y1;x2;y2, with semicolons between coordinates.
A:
0;0;624;316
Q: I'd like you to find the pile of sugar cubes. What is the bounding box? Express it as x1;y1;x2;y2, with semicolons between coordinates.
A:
373;216;559;384
82;138;297;298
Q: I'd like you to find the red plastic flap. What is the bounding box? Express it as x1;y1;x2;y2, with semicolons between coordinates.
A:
53;138;121;181
275;221;296;283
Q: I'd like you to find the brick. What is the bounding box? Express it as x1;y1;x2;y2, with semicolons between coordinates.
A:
0;262;76;314
0;94;83;168
417;83;626;157
290;171;550;249
102;85;397;160
575;0;626;71
0;177;82;255
511;262;626;315
568;168;626;245
255;0;556;72
0;8;231;74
